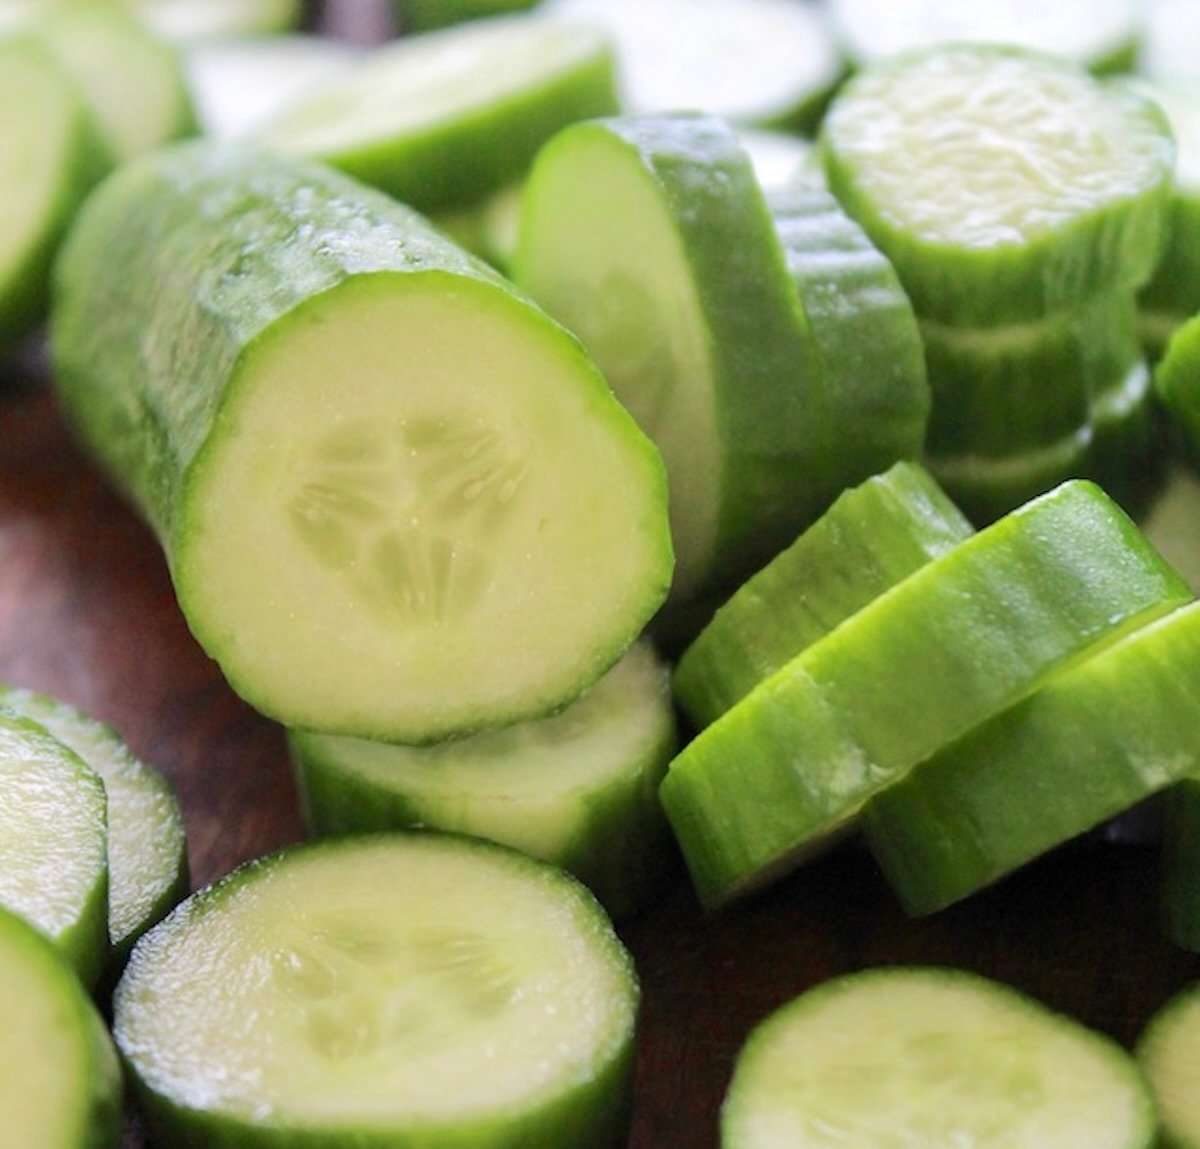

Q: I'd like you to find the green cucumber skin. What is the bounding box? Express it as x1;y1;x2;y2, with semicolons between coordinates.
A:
1161;778;1200;952
863;601;1200;916
673;462;973;731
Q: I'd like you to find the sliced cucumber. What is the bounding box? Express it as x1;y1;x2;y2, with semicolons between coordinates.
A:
660;479;1189;908
541;0;844;131
1153;312;1200;462
0;687;188;970
131;0;303;43
0;907;122;1149
51;142;672;741
862;600;1200;915
114;834;638;1149
673;462;973;731
722;966;1156;1149
1137;982;1200;1149
290;640;679;920
820;43;1175;325
394;0;537;32
0;713;108;987
255;13;620;213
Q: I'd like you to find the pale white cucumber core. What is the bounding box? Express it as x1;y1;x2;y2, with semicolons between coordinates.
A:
179;273;664;734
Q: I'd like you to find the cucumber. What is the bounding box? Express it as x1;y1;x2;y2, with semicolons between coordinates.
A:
0;687;188;970
0;713;108;987
1153;311;1200;463
0;906;123;1149
722;966;1156;1149
540;0;844;132
394;0;537;32
255;13;620;213
113;833;639;1149
1137;982;1200;1148
1141;464;1200;593
289;640;679;920
659;480;1190;908
819;43;1175;325
1160;776;1200;950
50;141;673;742
862;600;1200;915
0;35;110;348
673;462;973;731
0;0;303;42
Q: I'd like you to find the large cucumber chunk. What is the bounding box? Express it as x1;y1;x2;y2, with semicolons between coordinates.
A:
51;142;672;741
113;834;639;1149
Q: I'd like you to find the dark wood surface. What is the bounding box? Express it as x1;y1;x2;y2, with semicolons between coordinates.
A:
3;354;1198;1149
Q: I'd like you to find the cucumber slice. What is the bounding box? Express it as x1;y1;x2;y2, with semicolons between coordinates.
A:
722;966;1156;1149
51;142;673;742
0;36;110;348
394;0;537;32
1153;312;1200;462
862;600;1200;915
819;43;1175;325
1137;982;1200;1149
0;687;188;970
1160;777;1200;951
0;713;108;987
113;834;638;1149
290;641;679;920
184;33;361;140
255;13;620;213
660;479;1189;908
541;0;844;131
132;0;303;42
673;462;973;731
0;907;122;1149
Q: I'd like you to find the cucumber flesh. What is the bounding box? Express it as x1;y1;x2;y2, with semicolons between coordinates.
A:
722;966;1156;1149
1136;981;1200;1148
289;640;680;920
113;834;638;1148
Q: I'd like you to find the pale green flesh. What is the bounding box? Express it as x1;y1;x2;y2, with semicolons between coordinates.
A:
515;129;720;602
178;273;668;736
724;969;1153;1148
1139;986;1200;1148
116;838;635;1127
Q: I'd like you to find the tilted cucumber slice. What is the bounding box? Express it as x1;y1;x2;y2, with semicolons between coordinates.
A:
722;966;1156;1149
114;834;638;1149
255;14;620;213
0;907;122;1149
0;36;110;348
862;601;1200;915
820;43;1175;325
660;480;1190;908
290;641;679;920
0;687;188;970
0;713;108;987
541;0;843;131
51;142;672;741
673;462;973;731
1137;982;1200;1148
1153;313;1200;464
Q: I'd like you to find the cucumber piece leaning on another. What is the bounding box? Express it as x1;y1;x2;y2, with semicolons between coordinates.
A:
1137;981;1200;1148
51;142;673;742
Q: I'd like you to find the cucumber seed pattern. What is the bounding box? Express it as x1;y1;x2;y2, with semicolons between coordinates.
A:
287;414;531;624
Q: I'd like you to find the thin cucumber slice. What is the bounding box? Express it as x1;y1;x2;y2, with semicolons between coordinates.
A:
1160;777;1200;950
0;907;122;1149
184;33;361;140
862;600;1200;915
541;0;844;131
673;462;973;731
0;36;110;348
0;713;108;987
1137;982;1200;1148
722;966;1156;1149
1153;312;1200;463
113;834;638;1149
290;641;679;920
0;687;188;970
255;13;620;213
660;480;1189;908
827;0;1143;73
820;43;1175;325
51;142;672;741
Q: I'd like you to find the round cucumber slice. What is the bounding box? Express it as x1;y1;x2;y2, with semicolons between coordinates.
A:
1137;982;1200;1149
0;687;188;970
51;142;672;742
290;640;679;920
722;966;1156;1149
0;713;108;987
820;43;1175;325
255;13;620;213
113;834;638;1149
0;907;122;1149
673;462;973;731
862;600;1200;915
660;479;1190;908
